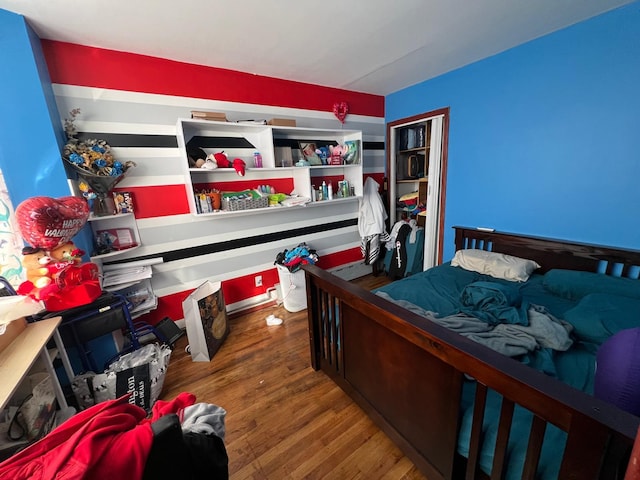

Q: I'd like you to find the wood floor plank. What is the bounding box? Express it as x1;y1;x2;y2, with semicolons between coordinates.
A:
160;273;429;479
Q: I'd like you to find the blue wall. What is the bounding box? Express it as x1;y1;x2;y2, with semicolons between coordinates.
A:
386;2;640;261
0;9;92;254
0;9;68;202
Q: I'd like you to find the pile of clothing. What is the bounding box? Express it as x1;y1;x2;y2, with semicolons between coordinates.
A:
274;243;319;272
397;191;426;217
0;392;229;480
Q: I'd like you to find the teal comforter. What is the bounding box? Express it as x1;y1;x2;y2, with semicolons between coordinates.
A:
373;264;594;480
460;281;529;326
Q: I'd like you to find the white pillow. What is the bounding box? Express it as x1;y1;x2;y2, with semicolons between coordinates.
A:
451;249;541;282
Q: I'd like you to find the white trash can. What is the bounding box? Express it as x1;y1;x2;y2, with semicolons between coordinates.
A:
276;264;307;312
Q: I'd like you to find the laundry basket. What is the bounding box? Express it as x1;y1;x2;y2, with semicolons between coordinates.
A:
276;264;307;312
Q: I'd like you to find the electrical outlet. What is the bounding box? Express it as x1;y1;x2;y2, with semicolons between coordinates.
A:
255;275;262;287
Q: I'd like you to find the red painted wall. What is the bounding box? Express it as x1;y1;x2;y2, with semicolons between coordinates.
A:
42;41;384;116
41;40;384;321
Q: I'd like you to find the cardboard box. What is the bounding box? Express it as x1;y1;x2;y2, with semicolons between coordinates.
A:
191;111;228;122
0;317;27;353
267;118;297;127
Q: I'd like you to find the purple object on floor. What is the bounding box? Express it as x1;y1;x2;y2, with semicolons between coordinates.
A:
594;327;640;416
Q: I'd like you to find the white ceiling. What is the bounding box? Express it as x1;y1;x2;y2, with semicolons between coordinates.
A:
0;0;633;95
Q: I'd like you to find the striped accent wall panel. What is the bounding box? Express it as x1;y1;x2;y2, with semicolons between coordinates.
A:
44;42;386;323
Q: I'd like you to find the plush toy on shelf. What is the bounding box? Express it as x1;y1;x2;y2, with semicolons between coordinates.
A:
19;247;60;298
315;146;330;165
212;151;246;176
14;195;102;311
17;242;85;301
329;144;345;165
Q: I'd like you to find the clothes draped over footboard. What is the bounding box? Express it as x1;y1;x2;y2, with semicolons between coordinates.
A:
375;291;573;358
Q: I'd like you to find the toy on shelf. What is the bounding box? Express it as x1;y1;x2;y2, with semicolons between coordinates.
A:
191;151;246;176
14;195;102;311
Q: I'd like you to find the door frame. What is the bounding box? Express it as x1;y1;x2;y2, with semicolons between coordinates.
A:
386;107;450;267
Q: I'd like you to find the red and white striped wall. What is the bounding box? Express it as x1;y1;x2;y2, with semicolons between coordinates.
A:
42;40;386;324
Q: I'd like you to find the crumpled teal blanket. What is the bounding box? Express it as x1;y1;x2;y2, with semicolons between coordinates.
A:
460;281;529;326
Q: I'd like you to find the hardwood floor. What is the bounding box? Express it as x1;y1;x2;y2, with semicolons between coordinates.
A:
160;274;428;480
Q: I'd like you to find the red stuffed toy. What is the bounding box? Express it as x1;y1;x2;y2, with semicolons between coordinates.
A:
214;151;246;176
17;243;83;301
17;242;102;311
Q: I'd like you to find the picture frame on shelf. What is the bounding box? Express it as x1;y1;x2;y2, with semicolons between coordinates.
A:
298;142;323;165
274;147;293;167
113;191;134;214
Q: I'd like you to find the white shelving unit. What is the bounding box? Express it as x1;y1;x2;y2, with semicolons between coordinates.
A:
87;213;141;261
87;213;158;319
176;119;363;217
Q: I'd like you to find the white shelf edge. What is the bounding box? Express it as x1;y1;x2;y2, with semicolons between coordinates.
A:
305;197;360;207
90;244;140;261
188;165;360;174
179;117;360;134
309;164;362;169
188;167;300;173
191;196;360;218
103;280;144;291
88;212;134;222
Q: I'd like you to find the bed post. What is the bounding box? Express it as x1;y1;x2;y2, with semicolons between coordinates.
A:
454;227;467;251
305;268;321;371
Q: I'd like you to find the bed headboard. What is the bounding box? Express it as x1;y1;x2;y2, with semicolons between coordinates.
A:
453;226;640;276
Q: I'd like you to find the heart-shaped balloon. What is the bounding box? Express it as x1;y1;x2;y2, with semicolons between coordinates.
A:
333;101;349;124
15;196;89;251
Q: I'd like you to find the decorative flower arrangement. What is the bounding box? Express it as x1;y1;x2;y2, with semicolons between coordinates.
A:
61;109;137;216
62;108;136;177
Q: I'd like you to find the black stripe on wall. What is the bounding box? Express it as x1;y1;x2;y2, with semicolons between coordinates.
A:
363;141;384;150
104;218;358;266
78;133;385;151
78;132;178;148
187;136;256;149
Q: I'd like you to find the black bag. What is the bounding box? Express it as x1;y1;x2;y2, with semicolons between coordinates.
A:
388;224;411;280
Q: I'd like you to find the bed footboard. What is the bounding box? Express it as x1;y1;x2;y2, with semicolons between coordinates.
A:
304;264;464;479
303;263;639;480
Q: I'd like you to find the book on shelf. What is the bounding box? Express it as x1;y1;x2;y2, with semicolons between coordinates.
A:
194;193;214;214
113;191;134;214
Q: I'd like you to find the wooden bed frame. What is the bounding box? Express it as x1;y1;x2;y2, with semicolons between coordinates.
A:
303;226;640;480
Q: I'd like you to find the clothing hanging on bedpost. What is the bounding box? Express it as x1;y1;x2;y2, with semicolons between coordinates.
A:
358;177;388;274
387;223;412;280
383;218;423;279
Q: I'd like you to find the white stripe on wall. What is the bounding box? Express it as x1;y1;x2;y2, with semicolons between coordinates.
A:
53;84;384;312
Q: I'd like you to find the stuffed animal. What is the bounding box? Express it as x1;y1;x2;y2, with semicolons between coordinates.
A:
47;242;84;276
20;247;55;290
213;152;231;168
17;242;85;301
329;144;345;165
213;151;246;176
202;154;218;170
187;147;208;168
315;146;330;165
233;158;246;176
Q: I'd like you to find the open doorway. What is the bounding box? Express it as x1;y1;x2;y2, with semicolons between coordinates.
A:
386;107;449;270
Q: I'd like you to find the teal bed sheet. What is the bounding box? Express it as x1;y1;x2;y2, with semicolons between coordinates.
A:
373;263;596;479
